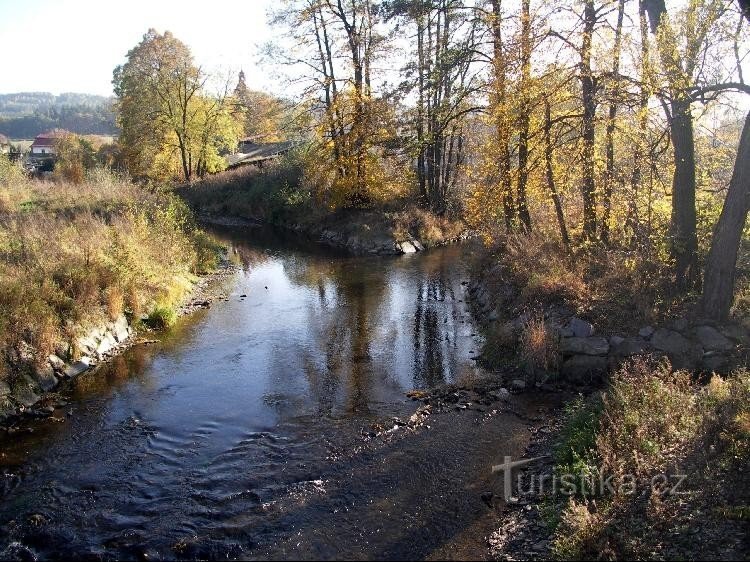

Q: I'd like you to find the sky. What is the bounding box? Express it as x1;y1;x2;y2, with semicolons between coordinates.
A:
0;0;280;96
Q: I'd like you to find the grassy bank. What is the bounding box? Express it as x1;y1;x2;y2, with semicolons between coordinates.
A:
0;164;221;383
179;153;467;253
474;232;750;372
550;359;749;560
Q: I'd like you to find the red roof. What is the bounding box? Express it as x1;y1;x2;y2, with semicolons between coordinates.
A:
31;129;69;148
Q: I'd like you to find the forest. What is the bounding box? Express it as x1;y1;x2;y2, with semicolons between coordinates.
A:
0;92;117;138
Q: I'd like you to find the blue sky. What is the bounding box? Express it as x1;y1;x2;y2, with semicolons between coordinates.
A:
0;0;279;96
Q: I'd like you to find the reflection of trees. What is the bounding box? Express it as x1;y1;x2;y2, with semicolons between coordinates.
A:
291;258;389;417
210;223;475;415
227;240;270;271
412;249;463;389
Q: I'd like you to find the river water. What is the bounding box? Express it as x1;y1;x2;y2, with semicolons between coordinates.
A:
0;225;550;560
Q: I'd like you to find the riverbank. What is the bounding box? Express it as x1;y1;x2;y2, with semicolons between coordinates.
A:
0;172;226;426
465;235;750;560
180;161;471;255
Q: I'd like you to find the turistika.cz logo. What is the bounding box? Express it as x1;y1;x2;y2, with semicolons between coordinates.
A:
492;455;687;501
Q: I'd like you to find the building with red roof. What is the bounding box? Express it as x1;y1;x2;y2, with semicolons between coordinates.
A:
30;129;69;156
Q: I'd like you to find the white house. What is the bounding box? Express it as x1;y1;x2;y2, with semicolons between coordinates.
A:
30;129;68;155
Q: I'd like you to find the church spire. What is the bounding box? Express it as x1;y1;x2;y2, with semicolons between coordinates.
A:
234;69;248;101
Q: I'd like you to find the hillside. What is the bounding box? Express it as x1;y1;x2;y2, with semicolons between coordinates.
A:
0;92;117;138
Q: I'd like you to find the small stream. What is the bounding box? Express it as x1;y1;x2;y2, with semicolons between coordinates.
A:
0;225;551;560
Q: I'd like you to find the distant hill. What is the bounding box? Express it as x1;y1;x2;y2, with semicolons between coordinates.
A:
0;92;118;139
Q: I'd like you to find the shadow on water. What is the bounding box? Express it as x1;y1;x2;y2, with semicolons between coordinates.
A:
0;224;553;560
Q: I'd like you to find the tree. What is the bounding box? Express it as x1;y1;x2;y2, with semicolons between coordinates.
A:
642;0;726;288
700;3;750;321
53;133;96;184
113;29;239;182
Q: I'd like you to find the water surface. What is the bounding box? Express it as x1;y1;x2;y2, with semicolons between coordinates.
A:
0;225;538;560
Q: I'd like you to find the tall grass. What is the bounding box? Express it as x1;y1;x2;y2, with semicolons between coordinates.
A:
0;164;220;380
552;359;750;559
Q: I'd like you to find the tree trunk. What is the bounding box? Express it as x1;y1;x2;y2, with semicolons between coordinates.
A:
516;0;533;232
644;0;699;289
670;96;699;288
700;111;750;321
490;0;516;231
601;0;625;245
580;0;598;242
544;99;570;247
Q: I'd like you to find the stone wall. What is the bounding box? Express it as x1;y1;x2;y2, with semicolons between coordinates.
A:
467;278;749;386
0;314;134;422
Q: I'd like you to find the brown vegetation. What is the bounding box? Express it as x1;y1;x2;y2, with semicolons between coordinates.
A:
552;359;750;559
0;163;220;381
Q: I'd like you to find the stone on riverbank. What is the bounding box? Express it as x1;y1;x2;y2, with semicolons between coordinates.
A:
651;329;701;369
560;336;610;356
561;355;607;384
693;325;733;352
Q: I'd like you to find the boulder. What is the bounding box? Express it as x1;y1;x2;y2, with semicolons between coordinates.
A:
96;332;117;356
76;329;99;356
12;376;40;408
112;315;130;343
398;241;418;254
701;353;729;374
610;335;625;347
561;355;608;384
638;326;655;339
48;354;66;372
720;324;749;345
651;329;701;369
611;337;652;357
568;317;595;338
511;379;526;391
491;388;510;401
64;359;91;379
32;365;58;392
693;325;734;352
412;239;425;252
561;336;610;356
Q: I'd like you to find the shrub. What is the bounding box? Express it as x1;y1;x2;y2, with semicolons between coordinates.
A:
552;361;750;560
520;315;560;378
144;305;177;329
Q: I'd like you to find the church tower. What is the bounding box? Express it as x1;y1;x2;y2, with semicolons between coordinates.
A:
234;69;249;103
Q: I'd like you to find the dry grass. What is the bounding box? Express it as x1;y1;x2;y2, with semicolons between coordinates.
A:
477;231;697;335
520;315;561;378
552;359;750;560
0;168;221;380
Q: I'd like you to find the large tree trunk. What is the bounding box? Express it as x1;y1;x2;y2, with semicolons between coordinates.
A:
643;0;699;289
670;97;699;288
700;111;750;321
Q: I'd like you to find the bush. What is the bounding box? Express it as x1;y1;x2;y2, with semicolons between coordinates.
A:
144;306;177;329
520;315;561;378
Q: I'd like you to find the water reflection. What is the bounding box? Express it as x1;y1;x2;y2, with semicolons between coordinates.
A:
212;224;480;415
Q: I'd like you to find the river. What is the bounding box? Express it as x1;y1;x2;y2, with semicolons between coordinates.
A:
0;225;553;560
